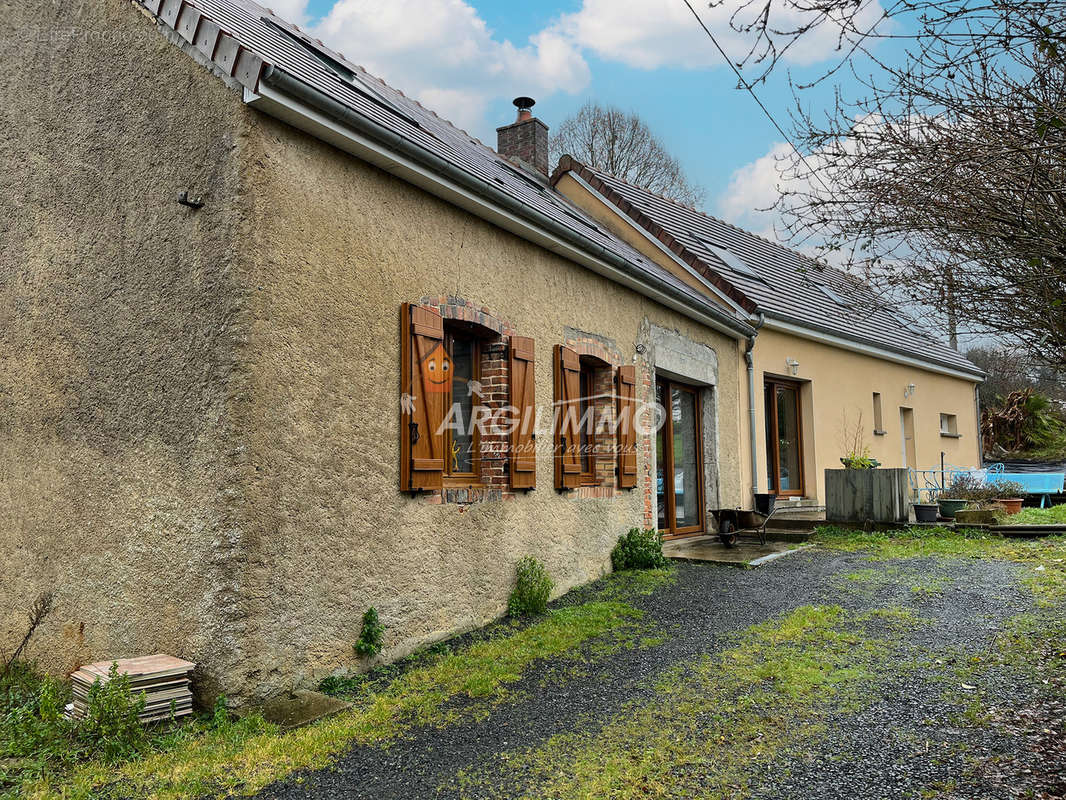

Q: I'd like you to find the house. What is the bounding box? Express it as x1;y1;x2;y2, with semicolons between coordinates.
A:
553;157;985;514
2;0;982;701
1;0;755;701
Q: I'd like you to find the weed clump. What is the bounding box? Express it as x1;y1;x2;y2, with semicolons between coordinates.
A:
354;607;386;659
508;557;553;617
611;528;667;571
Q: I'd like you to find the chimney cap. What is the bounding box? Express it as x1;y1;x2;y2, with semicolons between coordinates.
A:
513;96;535;111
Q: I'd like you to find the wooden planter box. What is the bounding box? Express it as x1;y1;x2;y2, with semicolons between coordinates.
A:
825;468;911;524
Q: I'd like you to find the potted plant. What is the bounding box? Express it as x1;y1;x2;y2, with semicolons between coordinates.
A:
938;474;990;519
953;503;1003;526
912;501;939;523
840;447;880;469
990;480;1026;515
937;496;968;519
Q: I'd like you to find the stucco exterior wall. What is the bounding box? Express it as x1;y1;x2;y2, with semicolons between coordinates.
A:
739;327;981;503
555;167;981;512
0;0;257;698
0;0;744;699
236;115;743;696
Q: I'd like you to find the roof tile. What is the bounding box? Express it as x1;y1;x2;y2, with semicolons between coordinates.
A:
558;158;981;377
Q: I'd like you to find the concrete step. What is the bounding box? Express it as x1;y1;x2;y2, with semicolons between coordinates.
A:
764;529;813;542
767;517;824;530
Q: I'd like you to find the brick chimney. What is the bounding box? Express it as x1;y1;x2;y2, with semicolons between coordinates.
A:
496;97;549;176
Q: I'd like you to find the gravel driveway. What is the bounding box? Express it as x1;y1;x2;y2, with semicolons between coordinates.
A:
255;545;1064;800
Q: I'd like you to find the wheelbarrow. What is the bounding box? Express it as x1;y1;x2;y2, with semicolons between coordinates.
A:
709;493;777;548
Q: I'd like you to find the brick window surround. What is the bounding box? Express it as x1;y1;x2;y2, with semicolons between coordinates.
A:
564;335;624;499
418;297;516;506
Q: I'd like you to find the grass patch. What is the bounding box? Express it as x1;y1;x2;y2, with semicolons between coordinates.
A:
592;566;676;601
814;526;1066;606
14;601;641;800
1005;504;1066;526
832;564;953;598
455;604;924;799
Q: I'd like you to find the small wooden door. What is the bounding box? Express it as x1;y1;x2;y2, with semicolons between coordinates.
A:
765;378;804;497
656;378;705;538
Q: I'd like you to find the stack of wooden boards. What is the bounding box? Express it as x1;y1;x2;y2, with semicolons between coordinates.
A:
68;654;195;723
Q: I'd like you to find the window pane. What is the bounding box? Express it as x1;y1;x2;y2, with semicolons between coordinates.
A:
579;369;592;474
672;388;701;528
449;335;475;474
775;386;801;492
764;384;776;492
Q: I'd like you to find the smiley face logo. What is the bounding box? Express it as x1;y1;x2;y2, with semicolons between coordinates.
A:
423;341;451;392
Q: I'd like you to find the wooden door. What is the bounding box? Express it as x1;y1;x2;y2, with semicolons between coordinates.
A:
900;407;917;470
765;378;805;497
656;377;705;538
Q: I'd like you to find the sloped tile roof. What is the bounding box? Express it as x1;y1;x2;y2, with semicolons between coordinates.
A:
133;0;752;336
556;157;982;378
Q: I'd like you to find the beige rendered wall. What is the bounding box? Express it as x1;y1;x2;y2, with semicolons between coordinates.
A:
739;327;981;504
235;115;744;697
0;0;745;699
555;172;981;510
555;173;735;310
0;0;259;699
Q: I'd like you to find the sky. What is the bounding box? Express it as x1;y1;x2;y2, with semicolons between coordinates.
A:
262;0;889;242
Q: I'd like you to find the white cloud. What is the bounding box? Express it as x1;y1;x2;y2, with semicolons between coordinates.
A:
555;0;884;72
717;141;793;240
310;0;590;134
717;140;851;267
263;0;311;27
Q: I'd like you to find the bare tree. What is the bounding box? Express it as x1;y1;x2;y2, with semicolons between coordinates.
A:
550;101;706;207
707;0;1066;367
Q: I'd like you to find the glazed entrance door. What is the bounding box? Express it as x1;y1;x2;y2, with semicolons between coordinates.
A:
656;378;705;538
765;379;804;497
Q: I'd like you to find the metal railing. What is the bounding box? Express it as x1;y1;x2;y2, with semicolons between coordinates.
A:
908;462;1005;502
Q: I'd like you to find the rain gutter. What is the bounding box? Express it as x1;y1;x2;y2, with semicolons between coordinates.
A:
247;67;756;341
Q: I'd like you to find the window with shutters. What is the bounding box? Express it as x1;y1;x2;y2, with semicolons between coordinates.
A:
401;301;534;498
554;343;623;491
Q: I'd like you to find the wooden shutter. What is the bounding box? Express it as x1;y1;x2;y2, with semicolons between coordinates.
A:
509;336;537;490
400;303;446;492
616;365;638;489
554;345;582;489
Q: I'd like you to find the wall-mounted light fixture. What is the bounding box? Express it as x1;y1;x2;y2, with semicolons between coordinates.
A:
634;343;647;355
904;383;917;398
786;358;800;376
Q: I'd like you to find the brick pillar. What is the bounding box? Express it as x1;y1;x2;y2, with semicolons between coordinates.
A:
479;338;511;493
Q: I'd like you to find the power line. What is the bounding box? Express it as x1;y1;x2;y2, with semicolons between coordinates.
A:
680;0;835;195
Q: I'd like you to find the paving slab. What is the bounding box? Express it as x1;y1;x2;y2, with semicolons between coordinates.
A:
662;535;811;567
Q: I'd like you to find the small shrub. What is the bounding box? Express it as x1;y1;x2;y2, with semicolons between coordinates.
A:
611;528;667;571
840;447;879;469
77;663;148;763
507;557;553;617
354;607;385;659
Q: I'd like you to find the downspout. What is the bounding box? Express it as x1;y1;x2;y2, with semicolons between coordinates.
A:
975;384;983;467
745;313;766;500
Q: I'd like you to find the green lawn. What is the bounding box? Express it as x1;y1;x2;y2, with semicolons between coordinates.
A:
5;530;1065;800
1005;503;1066;525
5;595;649;800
